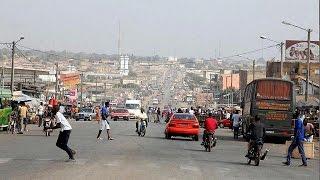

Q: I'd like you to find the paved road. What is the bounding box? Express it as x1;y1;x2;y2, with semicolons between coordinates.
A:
0;120;319;180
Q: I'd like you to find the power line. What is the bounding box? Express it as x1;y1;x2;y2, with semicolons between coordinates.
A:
17;44;83;61
216;44;279;60
15;47;33;63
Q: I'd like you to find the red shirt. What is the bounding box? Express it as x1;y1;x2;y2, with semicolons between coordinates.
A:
204;117;218;133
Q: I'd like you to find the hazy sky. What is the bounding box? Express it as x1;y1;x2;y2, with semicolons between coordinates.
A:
0;0;319;59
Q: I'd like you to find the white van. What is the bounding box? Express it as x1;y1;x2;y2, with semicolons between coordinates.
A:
125;100;141;119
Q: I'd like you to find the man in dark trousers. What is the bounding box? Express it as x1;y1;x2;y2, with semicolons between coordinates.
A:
47;105;76;162
283;114;307;166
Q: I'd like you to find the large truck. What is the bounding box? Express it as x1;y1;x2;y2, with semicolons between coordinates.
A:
241;78;295;141
125;100;141;119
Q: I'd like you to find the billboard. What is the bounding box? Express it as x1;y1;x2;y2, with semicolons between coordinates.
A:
60;73;80;89
285;40;319;61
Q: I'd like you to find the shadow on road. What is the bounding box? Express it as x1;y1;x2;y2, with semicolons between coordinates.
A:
170;137;193;141
183;148;205;152
196;159;248;166
215;134;246;142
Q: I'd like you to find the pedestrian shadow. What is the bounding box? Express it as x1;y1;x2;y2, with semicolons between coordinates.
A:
196;159;248;166
21;134;55;137
183;148;205;152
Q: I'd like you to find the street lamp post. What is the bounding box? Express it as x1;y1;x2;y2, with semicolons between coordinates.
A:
282;21;312;102
237;55;255;80
260;36;284;78
10;37;24;96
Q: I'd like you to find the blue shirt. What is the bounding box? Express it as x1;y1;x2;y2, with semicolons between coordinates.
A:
294;118;305;142
101;106;109;120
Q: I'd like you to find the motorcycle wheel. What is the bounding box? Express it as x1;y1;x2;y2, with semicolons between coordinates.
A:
254;152;260;166
208;143;211;152
140;128;146;137
247;159;251;165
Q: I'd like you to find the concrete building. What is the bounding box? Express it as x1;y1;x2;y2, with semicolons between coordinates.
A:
221;73;240;90
120;55;129;76
266;61;320;97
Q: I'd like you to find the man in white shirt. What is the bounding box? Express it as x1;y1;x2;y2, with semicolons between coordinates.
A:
37;102;44;127
47;105;76;162
189;107;195;115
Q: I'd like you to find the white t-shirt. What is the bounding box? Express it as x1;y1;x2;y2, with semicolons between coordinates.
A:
38;105;44;116
189;110;195;115
55;112;72;132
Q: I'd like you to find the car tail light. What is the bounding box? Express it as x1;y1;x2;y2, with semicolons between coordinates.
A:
193;124;199;128
169;123;176;127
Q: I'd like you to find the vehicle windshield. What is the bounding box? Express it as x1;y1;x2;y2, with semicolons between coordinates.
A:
80;108;92;113
114;109;128;113
125;104;140;109
173;114;195;120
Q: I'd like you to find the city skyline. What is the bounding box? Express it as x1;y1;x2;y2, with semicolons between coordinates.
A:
0;0;318;59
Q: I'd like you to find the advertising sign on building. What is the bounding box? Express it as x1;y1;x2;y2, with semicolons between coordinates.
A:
285;40;319;61
60;73;80;89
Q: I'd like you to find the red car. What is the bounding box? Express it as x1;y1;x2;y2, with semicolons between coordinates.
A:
165;113;200;141
218;119;232;129
111;108;130;121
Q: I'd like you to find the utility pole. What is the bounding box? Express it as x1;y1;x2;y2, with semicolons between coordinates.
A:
253;60;256;80
1;66;4;95
10;41;15;96
55;62;59;99
104;82;106;101
80;73;83;107
280;42;284;78
95;78;98;103
305;29;311;102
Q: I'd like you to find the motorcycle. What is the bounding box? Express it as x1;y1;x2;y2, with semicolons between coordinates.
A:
44;118;53;136
247;138;268;166
8;119;16;134
203;132;217;152
137;119;147;137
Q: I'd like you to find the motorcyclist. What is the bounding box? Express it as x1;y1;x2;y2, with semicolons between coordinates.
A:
246;115;266;157
201;112;218;146
136;108;148;133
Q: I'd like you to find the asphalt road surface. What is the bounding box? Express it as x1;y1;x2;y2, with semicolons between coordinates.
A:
0;120;319;180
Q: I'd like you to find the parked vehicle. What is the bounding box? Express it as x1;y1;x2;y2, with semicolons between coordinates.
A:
165;113;200;141
75;108;95;121
203;132;217;152
0;108;12;131
218;118;232;129
111;108;130;121
241;79;295;141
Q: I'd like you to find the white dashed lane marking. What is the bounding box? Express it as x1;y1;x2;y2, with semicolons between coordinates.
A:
0;158;12;164
103;160;121;167
179;165;200;172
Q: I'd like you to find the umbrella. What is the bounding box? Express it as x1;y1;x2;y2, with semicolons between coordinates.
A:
12;91;32;102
